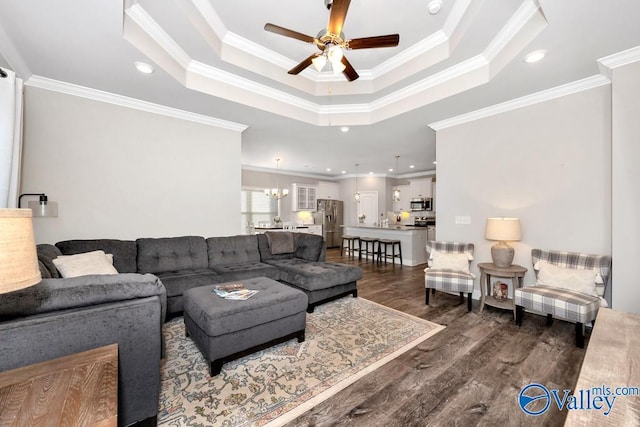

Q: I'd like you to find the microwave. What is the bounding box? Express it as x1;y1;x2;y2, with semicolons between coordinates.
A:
410;198;432;211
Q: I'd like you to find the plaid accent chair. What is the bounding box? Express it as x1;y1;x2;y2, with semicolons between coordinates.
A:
425;241;475;311
514;249;612;348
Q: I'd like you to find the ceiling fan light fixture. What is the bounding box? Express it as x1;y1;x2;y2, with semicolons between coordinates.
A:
312;54;327;72
327;44;344;63
332;60;346;75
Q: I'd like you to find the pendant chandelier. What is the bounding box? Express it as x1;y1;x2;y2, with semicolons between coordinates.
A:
264;158;289;200
354;163;360;203
392;155;401;202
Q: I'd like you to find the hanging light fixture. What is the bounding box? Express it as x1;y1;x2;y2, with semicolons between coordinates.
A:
264;158;289;200
354;163;360;203
392;155;401;202
311;42;346;74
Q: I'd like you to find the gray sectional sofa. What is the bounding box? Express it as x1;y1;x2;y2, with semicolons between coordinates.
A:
0;231;361;426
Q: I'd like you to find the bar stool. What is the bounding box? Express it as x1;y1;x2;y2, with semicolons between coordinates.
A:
341;235;359;258
378;239;402;266
359;237;380;263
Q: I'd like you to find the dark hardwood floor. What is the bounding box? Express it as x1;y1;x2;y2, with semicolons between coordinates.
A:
286;248;586;426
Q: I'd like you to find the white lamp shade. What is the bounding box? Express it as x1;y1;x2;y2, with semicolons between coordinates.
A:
0;209;41;293
312;55;327;72
332;60;346;74
327;45;344;63
485;217;521;241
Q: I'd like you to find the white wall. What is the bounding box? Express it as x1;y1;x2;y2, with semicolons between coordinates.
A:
611;60;640;313
436;85;612;297
340;176;391;226
21;86;242;243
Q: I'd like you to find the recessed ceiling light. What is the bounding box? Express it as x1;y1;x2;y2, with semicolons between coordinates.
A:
388;168;393;172
134;61;154;74
409;165;415;169
326;168;331;172
369;171;374;175
341;170;346;174
340;126;350;133
427;0;443;15
433;161;437;165
524;49;547;63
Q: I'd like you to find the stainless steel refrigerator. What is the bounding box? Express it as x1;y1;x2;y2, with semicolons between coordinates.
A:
315;199;343;248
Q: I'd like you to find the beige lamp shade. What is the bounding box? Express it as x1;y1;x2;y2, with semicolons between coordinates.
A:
485;217;521;267
485;217;521;241
0;209;41;293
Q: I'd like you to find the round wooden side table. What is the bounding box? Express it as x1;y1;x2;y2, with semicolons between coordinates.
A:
478;262;527;318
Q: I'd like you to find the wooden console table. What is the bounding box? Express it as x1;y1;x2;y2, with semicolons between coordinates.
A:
0;344;118;426
564;308;640;425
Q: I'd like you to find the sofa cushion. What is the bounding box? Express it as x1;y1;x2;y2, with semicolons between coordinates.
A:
56;239;137;273
137;236;208;274
36;244;62;279
265;258;363;291
0;273;166;320
206;235;261;266
293;233;324;261
210;262;280;282
154;268;222;298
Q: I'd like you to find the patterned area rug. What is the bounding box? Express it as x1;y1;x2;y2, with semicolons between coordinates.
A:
158;297;444;426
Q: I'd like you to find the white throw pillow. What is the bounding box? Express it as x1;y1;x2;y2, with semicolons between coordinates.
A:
535;261;599;296
53;250;118;278
430;251;470;274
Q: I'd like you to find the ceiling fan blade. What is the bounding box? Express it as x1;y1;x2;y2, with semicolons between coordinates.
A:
288;54;318;75
348;34;400;50
264;23;315;44
327;0;351;36
341;56;359;81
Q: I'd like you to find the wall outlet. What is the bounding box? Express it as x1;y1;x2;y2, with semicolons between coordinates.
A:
455;216;471;225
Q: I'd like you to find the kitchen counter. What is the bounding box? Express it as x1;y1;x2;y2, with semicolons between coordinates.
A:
253;224;323;236
347;225;429;231
254;225;309;230
343;225;429;266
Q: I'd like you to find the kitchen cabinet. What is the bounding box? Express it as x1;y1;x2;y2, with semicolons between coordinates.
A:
291;183;318;211
392;184;410;212
409;178;433;198
317;181;340;200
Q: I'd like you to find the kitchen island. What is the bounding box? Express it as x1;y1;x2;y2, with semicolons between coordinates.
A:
253;225;322;236
343;225;429;266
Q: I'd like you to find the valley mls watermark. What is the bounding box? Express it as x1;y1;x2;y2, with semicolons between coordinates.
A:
518;383;639;416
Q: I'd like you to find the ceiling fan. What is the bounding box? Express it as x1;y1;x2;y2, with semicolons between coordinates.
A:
264;0;400;81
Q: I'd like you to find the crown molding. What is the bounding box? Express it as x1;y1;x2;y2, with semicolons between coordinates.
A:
428;74;611;131
597;45;640;79
124;1;546;127
25;75;248;132
125;4;190;69
484;0;543;61
140;0;477;94
242;164;336;180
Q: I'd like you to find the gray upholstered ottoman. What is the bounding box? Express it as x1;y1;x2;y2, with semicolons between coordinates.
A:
183;276;308;376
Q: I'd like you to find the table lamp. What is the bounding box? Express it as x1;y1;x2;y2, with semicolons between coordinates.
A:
485;217;521;268
0;209;41;293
